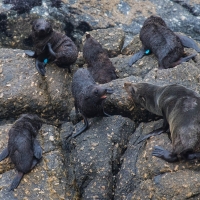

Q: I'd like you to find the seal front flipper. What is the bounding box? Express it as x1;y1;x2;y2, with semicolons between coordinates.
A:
152;146;178;162
0;147;9;162
33;139;42;160
129;49;146;66
9;172;24;191
35;59;46;76
47;43;56;58
72;115;89;138
176;33;200;53
184;152;200;160
24;50;37;58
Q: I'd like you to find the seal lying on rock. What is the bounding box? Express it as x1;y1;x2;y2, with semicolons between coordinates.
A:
124;82;200;162
25;18;78;76
129;15;200;69
83;34;117;84
0;114;43;190
71;68;113;137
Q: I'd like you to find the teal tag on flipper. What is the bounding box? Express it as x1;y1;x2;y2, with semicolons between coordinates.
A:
43;58;48;64
145;49;150;55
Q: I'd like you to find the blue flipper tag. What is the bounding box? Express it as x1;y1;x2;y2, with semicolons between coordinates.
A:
43;58;48;64
145;49;150;55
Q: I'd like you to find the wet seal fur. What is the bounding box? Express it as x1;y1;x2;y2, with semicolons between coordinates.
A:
129;15;200;69
25;18;78;76
0;114;43;191
71;68;113;137
83;34;117;84
124;82;200;162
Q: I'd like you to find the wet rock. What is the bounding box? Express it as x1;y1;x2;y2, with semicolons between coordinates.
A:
0;48;76;122
115;120;200;199
111;54;157;79
62;115;135;199
0;121;66;199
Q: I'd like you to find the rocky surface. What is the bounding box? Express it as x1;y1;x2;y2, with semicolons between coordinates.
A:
1;0;200;199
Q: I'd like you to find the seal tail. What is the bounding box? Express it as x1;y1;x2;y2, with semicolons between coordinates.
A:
9;172;24;191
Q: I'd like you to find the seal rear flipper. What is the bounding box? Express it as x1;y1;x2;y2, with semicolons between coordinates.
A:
0;147;9;162
177;53;197;66
35;59;46;76
9;172;24;191
152;146;178;162
176;33;200;53
33;139;42;160
137;127;167;144
72;115;89;138
24;50;37;58
128;49;146;66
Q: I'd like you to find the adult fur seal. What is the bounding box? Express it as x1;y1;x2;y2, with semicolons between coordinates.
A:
129;15;200;69
83;34;117;84
25;18;78;76
71;68;113;137
124;82;200;162
0;114;43;190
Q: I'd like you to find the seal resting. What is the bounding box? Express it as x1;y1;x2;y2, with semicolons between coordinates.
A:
83;34;117;84
129;15;200;69
71;68;113;137
0;114;43;190
124;82;200;162
25;18;78;76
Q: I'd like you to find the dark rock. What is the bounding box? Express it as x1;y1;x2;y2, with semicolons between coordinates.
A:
115;120;200;199
62;115;135;199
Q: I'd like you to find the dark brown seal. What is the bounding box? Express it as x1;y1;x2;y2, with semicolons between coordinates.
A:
0;114;43;190
71;68;113;137
25;18;78;76
83;34;117;84
129;15;200;69
124;82;200;162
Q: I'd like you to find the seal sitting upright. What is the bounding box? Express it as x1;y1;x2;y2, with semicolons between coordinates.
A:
129;15;200;69
25;18;78;76
124;82;200;162
83;34;117;84
71;68;113;137
0;114;43;190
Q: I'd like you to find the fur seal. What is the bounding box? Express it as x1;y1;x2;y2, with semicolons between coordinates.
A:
129;15;200;69
124;82;200;162
83;34;117;84
0;114;43;190
71;68;113;137
25;18;78;76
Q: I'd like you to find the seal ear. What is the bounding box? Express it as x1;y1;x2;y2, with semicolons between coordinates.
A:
124;82;138;96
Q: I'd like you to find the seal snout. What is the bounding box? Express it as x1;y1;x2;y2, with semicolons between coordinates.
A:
86;33;91;39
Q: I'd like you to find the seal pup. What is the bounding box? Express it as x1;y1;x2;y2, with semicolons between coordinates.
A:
83;34;117;84
0;114;43;190
25;18;78;76
124;82;200;162
71;68;113;137
129;15;200;69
